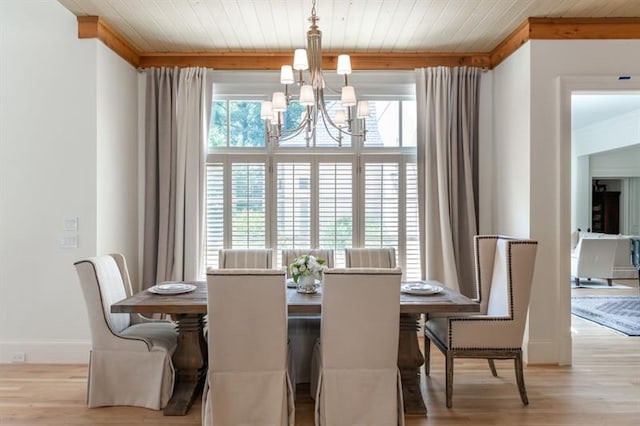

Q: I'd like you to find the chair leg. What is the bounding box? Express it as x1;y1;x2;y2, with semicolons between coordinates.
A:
488;359;498;377
514;353;529;405
423;333;431;376
607;278;612;286
445;352;454;408
574;276;580;287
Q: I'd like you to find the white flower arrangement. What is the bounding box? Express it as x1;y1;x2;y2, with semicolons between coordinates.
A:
289;254;327;283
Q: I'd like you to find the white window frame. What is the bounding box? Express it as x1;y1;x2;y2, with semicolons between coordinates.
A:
207;82;418;275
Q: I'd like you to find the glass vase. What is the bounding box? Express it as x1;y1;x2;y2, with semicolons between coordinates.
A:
296;274;318;294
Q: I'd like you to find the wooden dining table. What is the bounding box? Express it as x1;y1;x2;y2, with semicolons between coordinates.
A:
112;280;479;416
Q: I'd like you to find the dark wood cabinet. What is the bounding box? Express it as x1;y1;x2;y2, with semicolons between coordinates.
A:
591;191;620;234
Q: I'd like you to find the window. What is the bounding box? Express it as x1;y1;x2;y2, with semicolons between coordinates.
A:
206;97;420;279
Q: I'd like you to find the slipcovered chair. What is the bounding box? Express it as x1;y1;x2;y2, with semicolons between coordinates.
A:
218;248;273;269
282;249;334;385
203;269;295;425
74;254;177;410
345;247;396;268
423;236;538;408
571;237;618;286
312;268;405;426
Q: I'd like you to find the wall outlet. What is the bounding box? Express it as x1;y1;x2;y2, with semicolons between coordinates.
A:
10;352;26;363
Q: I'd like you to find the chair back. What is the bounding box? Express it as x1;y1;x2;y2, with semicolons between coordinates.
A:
573;238;618;278
204;269;293;425
473;236;498;313
75;255;131;338
344;247;396;268
485;238;538;345
317;268;403;424
218;248;273;269
281;248;334;277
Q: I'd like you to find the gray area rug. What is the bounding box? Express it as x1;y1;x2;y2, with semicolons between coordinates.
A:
571;295;640;336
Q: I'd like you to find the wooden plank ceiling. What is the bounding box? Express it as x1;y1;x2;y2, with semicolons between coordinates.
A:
58;0;640;69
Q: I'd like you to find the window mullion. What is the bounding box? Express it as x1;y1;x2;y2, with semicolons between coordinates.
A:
267;156;275;251
354;155;362;248
398;156;407;279
223;155;232;248
311;158;319;248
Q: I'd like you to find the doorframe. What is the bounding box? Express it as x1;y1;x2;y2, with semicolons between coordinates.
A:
559;75;640;365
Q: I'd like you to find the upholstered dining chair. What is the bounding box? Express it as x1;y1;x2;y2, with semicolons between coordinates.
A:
281;248;335;275
281;249;334;387
204;269;295;426
312;268;405;426
423;235;538;408
74;254;177;410
345;247;396;268
218;248;273;269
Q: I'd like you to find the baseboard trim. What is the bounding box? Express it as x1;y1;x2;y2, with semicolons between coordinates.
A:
524;338;571;365
0;340;90;364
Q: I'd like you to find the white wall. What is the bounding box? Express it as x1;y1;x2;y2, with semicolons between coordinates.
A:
96;43;140;287
0;0;139;363
528;40;640;364
492;43;531;237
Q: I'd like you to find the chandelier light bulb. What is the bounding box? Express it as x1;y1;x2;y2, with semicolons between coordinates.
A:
341;86;357;107
356;100;370;118
280;65;294;84
272;92;287;112
260;101;273;120
337;54;352;75
293;49;309;71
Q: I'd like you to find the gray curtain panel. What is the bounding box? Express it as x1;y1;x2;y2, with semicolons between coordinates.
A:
416;67;480;297
143;67;210;288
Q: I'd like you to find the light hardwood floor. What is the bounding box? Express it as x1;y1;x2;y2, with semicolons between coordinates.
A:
1;280;638;426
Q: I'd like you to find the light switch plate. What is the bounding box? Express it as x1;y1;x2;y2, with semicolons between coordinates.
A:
59;235;78;248
63;217;78;231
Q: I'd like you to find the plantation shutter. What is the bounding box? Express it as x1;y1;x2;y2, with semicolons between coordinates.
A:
231;162;266;248
318;162;353;267
276;162;312;265
206;163;224;268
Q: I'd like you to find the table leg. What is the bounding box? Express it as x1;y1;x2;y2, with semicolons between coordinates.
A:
398;313;427;415
163;313;207;416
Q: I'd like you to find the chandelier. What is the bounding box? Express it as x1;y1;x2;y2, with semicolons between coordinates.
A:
260;0;369;146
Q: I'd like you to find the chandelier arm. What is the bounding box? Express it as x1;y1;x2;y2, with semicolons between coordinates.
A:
318;94;365;138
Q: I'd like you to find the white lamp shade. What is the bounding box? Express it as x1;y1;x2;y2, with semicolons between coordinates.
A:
293;49;309;70
299;85;315;106
280;65;294;84
260;101;273;120
272;92;287;112
356;100;369;118
334;109;346;127
341;86;357;107
337;54;352;75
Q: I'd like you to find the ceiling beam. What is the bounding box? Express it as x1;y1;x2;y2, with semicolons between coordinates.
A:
77;16;139;67
137;51;491;70
490;17;640;68
77;16;640;71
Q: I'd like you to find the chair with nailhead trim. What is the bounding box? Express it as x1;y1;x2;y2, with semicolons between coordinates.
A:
423;235;538;408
